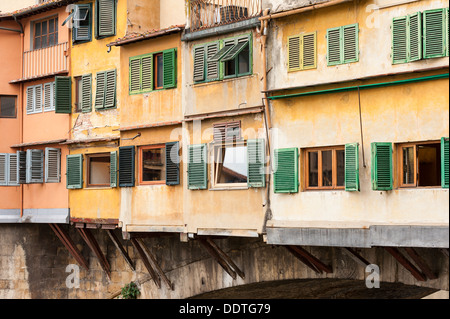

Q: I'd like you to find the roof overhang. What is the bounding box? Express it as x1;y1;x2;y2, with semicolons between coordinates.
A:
0;0;81;21
107;26;185;47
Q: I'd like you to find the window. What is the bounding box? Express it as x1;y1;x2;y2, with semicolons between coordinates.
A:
70;3;92;43
139;145;166;185
43;82;55;112
327;24;359;66
96;0;116;38
398;141;442;188
0;153;19;186
74;75;92;113
213;142;248;188
87;153;111;187
26;85;43;114
288;32;317;72
74;76;83;113
129;49;177;94
305;146;345;190
193;33;252;83
33;16;58;50
95;69;116;110
55;76;72;114
45;148;61;183
0;95;16;118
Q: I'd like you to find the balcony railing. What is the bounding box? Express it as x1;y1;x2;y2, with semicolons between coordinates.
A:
187;0;262;31
22;42;69;80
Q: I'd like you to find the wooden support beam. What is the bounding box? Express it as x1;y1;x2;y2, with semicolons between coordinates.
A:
106;229;135;272
136;238;173;290
286;246;322;274
206;238;245;279
291;246;333;274
342;247;371;268
441;248;449;258
198;238;237;279
131;238;161;288
404;248;437;280
384;247;426;281
49;224;89;271
77;228;111;280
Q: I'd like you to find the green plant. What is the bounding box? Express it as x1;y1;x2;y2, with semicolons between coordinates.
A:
120;282;140;299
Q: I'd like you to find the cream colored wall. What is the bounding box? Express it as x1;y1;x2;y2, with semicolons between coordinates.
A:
160;0;185;29
0;0;35;14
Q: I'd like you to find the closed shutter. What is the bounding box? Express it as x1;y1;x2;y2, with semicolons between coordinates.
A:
371;143;393;190
446;8;449;56
129;57;141;93
409;12;422;62
17;151;26;184
26;149;44;184
95;71;106;109
43;82;54;112
273;148;299;193
193;45;205;82
345;143;359;192
55;77;72;114
342;24;359;63
34;85;43;113
141;55;153;92
327;27;342;66
392;16;408;64
8;153;18;186
26;86;34;114
66;154;83;189
166;142;180;186
119;146;135;187
206;42;220;81
288;35;301;72
45;148;61;183
0;154;7;186
213;121;241;142
247;139;266;188
442;137;449;189
81;74;92;113
423;8;446;59
97;0;116;37
302;32;317;70
163;48;177;89
110;151;117;188
104;69;116;108
188;144;207;190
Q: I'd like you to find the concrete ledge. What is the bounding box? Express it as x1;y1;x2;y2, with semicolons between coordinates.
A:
266;225;449;248
0;209;70;224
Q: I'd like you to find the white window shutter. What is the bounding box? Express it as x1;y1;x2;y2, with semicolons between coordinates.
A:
43;82;55;112
26;149;44;184
17;151;27;184
34;85;43;113
0;154;7;186
8;153;18;186
45;148;61;183
26;87;34;114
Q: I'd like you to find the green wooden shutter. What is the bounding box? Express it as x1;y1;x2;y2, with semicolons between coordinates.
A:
446;8;449;56
302;32;317;70
409;12;422;62
166;142;180;186
423;8;446;59
345;143;359;192
119;146;135;187
327;27;342;66
206;42;220;81
95;71;106;109
371;142;393;191
188;144;207;190
129;57;141;93
141;55;153;92
81;74;92;113
342;24;359;63
442;137;449;189
73;4;92;42
97;0;116;37
193;45;205;82
273;148;299;193
392;16;408;64
66;154;83;189
104;69;116;108
247;139;266;188
110;151;117;188
163;48;177;89
288;35;301;72
55;76;72;114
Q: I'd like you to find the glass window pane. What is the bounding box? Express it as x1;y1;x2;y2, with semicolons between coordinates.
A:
308;151;318;187
49;19;54;33
238;44;250;74
402;147;415;185
336;150;345;187
417;144;440;187
0;96;16;118
216;145;248;184
225;59;236;76
48;34;55;46
322;150;333;187
41;21;48;35
89;156;110;185
142;148;166;182
156;54;164;89
35;23;41;36
41;35;48;48
76;77;83;112
34;37;41;50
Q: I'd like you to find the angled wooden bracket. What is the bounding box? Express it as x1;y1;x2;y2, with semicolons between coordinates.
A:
289;246;333;274
404;248;437;280
384;247;426;281
49;223;89;271
130;238;162;289
198;237;245;280
77;227;111;280
286;246;321;274
341;247;371;268
106;229;135;272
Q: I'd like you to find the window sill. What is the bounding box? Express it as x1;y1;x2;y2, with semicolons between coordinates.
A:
192;74;256;88
85;186;113;190
209;186;249;191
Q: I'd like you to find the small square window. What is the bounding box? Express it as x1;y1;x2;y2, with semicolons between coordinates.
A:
0;96;17;118
305;146;345;190
213;142;248;188
139;145;166;185
87;154;111;187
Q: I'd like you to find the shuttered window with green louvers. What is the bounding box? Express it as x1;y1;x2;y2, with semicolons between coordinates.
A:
81;74;92;113
442;137;449;189
96;0;116;38
392;13;422;64
55;76;72;114
327;24;359;66
371;143;393;191
166;142;180;186
274;148;299;193
119;146;135;187
247;139;266;188
188;144;207;190
345;143;360;192
72;3;92;43
66;154;83;189
423;8;448;59
95;70;116;109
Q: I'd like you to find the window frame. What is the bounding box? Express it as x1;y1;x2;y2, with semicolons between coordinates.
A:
211;140;249;189
138;144;167;186
26;84;43;115
95;0;117;39
153;53;164;91
74;76;83;113
72;3;93;44
86;153;112;188
0;95;17;118
304;146;346;191
32;15;59;50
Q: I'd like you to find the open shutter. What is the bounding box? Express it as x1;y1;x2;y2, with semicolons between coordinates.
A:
206;42;220;81
221;39;249;62
423;8;446;59
119;146;135;187
409;12;422;62
97;0;116;37
392;16;408;64
302;32;317;70
446;8;449;56
247;139;266;188
55;77;72;114
73;4;91;42
95;71;106;109
163;48;177;89
43;82;54;112
104;69;116;109
345;143;360;192
45;148;61;183
26;86;34;114
66;154;83;189
327;27;342;66
166;142;180;186
141;55;153;92
81;74;92;113
193;45;205;82
8;154;18;186
371;142;393;191
442;137;449;189
343;24;359;63
34;85;43;113
0;154;7;186
26;149;44;184
110;151;117;188
273;148;299;193
188;144;207;190
288;35;301;72
129;57;141;93
17;151;26;184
